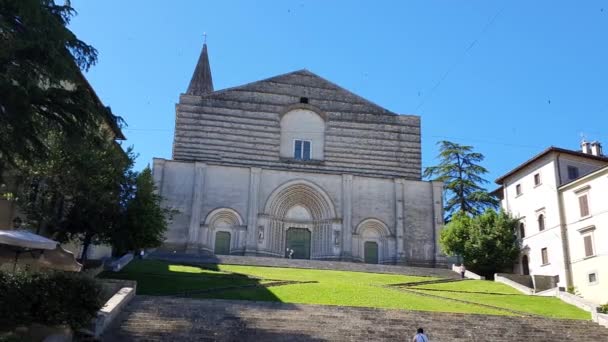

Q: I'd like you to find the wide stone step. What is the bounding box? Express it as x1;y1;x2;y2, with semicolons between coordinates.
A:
103;296;608;341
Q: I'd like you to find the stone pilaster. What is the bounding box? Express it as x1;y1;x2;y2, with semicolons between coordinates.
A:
151;158;166;195
431;181;446;267
341;174;353;259
186;162;206;253
245;167;262;255
395;178;405;263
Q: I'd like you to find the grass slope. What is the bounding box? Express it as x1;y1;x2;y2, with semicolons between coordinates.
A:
409;280;590;320
102;260;589;319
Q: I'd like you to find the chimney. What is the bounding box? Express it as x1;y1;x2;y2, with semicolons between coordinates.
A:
590;141;603;156
581;140;591;154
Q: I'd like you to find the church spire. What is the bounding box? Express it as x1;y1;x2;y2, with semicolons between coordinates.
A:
186;37;214;95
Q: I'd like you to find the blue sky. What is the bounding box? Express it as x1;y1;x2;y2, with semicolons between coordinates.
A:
70;1;608;186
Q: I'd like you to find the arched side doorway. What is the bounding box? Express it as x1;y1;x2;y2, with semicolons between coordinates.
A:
364;241;378;264
354;218;393;264
522;255;530;275
203;208;244;255
215;231;231;255
286;228;311;259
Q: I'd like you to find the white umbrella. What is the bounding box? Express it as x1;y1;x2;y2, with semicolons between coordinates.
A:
0;230;82;272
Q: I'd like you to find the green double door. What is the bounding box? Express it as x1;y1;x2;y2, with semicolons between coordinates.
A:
285;228;311;259
364;241;379;264
214;231;231;255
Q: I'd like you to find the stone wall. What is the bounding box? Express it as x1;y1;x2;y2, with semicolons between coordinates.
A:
153;160;443;266
172;70;421;179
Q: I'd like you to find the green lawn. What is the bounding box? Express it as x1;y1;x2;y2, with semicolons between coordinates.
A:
409;280;590;320
102;260;590;319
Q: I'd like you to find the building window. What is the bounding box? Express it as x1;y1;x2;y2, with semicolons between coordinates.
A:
538;214;545;231
519;222;525;238
567;166;579;180
588;272;598;284
541;247;549;265
578;194;590;218
534;173;541;186
294;139;311;160
516;184;522;196
583;235;595;257
299;97;309;104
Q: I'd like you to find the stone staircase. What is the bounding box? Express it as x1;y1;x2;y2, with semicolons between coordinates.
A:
103;296;608;341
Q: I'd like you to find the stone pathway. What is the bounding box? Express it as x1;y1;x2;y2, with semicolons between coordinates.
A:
148;252;459;279
104;296;608;341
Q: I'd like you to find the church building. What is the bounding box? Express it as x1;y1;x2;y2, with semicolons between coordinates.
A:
152;42;446;266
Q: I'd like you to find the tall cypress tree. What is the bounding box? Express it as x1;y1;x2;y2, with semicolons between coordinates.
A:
424;140;498;220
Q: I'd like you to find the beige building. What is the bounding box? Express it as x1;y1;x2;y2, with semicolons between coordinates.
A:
494;142;608;304
152;43;446;266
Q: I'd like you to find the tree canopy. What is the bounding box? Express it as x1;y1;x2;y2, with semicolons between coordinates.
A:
440;209;520;278
0;0;118;173
113;166;171;255
424;140;498;220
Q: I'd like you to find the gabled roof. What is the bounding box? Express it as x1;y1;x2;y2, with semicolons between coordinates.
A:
191;69;399;116
495;147;608;184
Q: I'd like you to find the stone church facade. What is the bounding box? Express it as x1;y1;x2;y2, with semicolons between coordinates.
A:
152;43;446;266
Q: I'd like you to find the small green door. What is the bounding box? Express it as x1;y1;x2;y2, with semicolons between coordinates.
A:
214;231;231;255
286;228;311;259
364;241;378;264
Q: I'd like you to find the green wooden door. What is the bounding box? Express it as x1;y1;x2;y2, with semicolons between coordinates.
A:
286;228;311;259
214;231;231;255
364;241;378;264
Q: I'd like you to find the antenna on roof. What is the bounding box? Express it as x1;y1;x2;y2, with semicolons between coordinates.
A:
203;32;207;44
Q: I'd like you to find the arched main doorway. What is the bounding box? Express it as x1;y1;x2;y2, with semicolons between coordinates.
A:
364;241;378;264
286;228;311;259
522;255;530;275
215;231;231;255
262;180;337;259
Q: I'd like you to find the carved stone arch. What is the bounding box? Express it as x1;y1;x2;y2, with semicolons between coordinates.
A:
264;179;337;220
204;207;244;227
355;218;391;237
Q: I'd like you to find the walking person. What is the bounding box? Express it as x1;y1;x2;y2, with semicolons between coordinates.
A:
412;327;429;342
459;264;466;279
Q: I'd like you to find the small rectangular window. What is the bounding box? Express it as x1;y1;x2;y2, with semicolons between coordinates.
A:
302;141;311;160
588;273;597;284
567;166;579;180
579;194;590;217
534;173;541;186
584;235;594;257
294;140;302;159
516;184;522;196
293;139;311;160
541;248;549;265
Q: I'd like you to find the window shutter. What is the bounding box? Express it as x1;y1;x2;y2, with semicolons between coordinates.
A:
584;235;594;257
579;195;589;217
294;140;302;159
303;141;311;160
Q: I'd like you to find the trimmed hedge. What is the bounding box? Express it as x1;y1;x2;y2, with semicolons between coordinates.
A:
0;271;103;332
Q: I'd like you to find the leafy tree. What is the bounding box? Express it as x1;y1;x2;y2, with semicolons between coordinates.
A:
424;141;498;220
16;130;135;262
0;0;119;173
440;209;520;278
112;166;171;255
